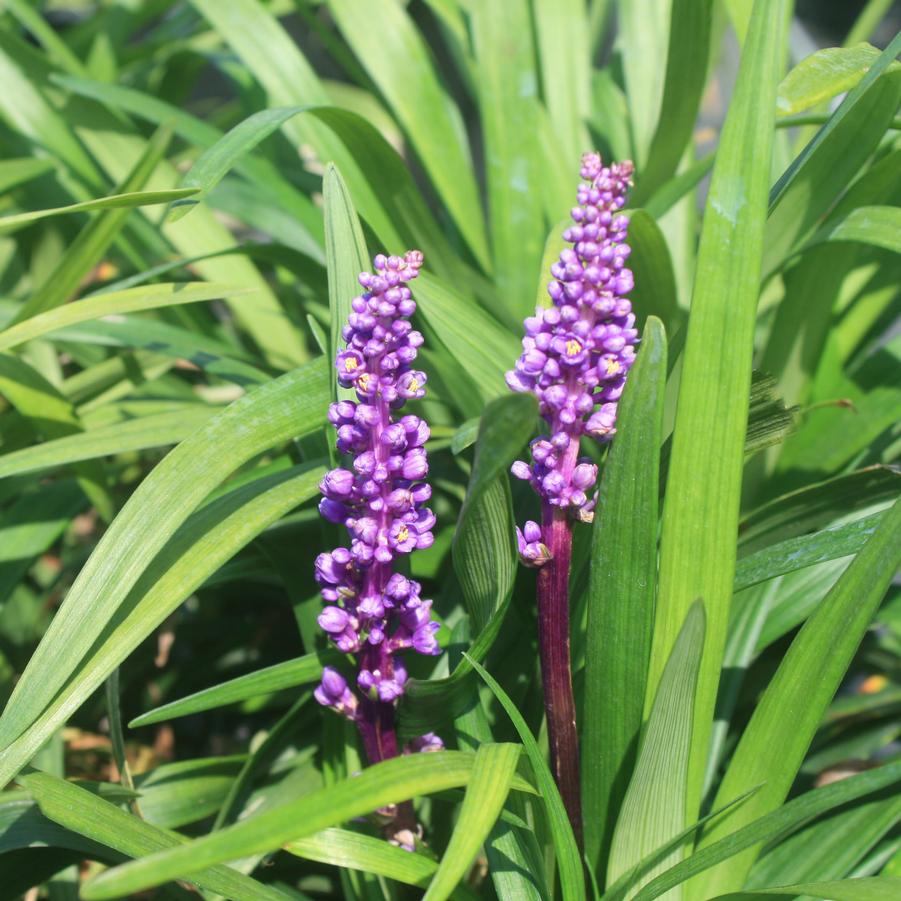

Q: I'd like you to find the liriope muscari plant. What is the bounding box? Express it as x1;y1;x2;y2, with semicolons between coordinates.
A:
507;153;637;841
313;250;444;847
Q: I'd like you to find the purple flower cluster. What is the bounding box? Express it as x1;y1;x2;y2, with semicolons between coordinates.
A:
313;250;443;758
507;153;637;558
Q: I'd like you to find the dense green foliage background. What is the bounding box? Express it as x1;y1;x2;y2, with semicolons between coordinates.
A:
0;0;900;898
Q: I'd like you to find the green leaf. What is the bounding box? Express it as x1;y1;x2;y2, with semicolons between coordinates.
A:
423;744;522;901
776;335;901;476
81;750;536;898
644;153;715;221
616;0;670;167
633;0;713;200
8;125;176;326
327;0;488;271
0;188;198;233
733;510;884;593
452;630;549;901
627;214;682;331
0;463;326;788
187;0;400;259
323;162;368;406
401;394;536;735
21;772;293;901
43;311;270;389
0;361;328;759
129;651;338;727
776;43;897;116
0;282;250;354
534;0;591;166
633;762;901;901
0;30;307;368
49;74;325;262
0;157;56;194
644;0;791;823
738;465;901;554
469;0;545;325
766;31;901;265
169;106;313;221
415;272;520;403
0;407;216;479
0;481;85;605
809;205;901;255
466;654;584;901
748;792;901;888
581;316;667;873
453;393;534;631
134;757;246;829
695;497;901;897
286;827;477;900
0;352;112;518
711;877;901;901
608;603;706;894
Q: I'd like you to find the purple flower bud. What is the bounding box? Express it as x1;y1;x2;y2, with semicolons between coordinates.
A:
406;732;445;754
321;468;355;500
401;448;428;480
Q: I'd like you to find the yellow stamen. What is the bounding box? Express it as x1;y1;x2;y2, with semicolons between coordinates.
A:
396;526;409;543
407;378;420;393
565;339;582;356
605;359;621;377
345;357;358;372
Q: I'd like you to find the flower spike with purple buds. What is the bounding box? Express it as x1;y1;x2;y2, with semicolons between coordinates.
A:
508;153;637;528
506;154;637;847
314;250;443;781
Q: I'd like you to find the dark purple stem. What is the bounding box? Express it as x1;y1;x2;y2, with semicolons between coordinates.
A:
538;445;583;846
355;394;416;838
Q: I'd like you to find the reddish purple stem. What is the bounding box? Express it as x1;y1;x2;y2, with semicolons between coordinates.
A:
538;503;584;847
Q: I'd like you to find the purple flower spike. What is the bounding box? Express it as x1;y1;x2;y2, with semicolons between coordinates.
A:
507;154;638;846
314;250;441;763
508;153;637;528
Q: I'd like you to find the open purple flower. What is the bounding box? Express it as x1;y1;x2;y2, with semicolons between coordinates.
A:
314;250;443;769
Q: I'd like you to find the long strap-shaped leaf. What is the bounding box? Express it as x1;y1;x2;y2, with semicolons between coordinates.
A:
327;0;488;271
21;772;296;901
129;650;337;727
467;655;585;900
709;877;901;900
0;282;249;354
0;361;328;753
0;407;217;480
401;394;536;735
607;602;706;894
582;316;667;873
0;187;197;233
0;353;112;519
0;464;324;790
692;495;901;897
423;744;522;901
81;749;536;899
287;828;478;901
632;761;901;901
324;162;368;408
644;0;790;821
